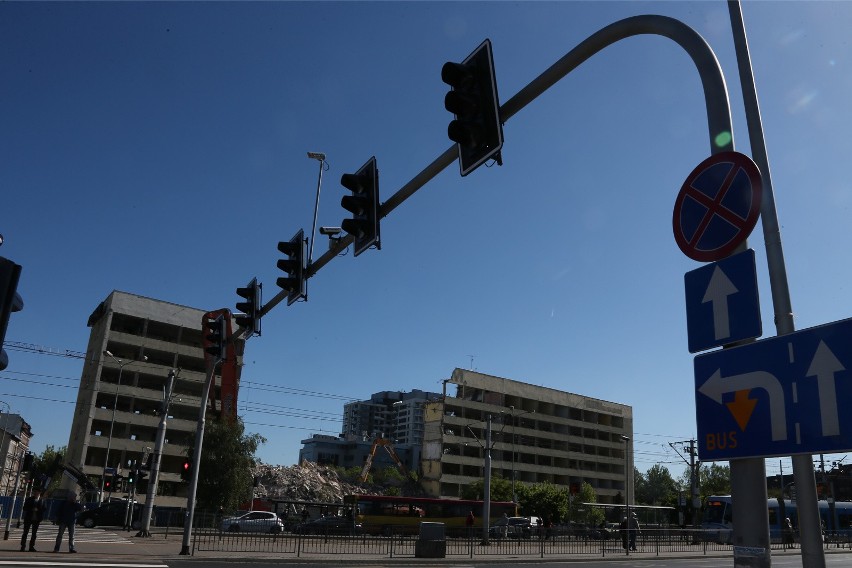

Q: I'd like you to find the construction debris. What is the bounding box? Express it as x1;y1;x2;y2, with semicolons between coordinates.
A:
251;460;374;503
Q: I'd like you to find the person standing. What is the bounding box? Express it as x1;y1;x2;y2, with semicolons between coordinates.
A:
628;512;641;551
53;493;82;553
20;488;46;552
466;510;475;538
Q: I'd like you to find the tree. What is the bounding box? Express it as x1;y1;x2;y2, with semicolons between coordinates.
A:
568;481;604;527
680;463;731;500
637;464;679;507
31;445;65;494
186;416;265;512
460;474;513;503
516;481;569;524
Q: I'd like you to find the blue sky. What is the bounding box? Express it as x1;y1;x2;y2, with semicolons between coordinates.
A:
3;1;852;485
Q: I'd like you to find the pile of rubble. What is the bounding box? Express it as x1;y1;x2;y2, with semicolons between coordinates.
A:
252;460;373;503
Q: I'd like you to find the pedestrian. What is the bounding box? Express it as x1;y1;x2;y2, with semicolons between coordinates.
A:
619;516;628;549
466;510;475;538
628;511;641;551
20;487;46;552
783;517;794;549
301;507;309;524
536;516;543;539
544;516;553;540
53;492;82;553
499;512;509;539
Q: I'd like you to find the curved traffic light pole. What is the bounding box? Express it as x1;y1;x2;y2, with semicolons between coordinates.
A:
259;15;732;322
247;16;804;564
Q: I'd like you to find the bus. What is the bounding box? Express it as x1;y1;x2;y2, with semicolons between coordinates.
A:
344;494;517;535
702;495;852;543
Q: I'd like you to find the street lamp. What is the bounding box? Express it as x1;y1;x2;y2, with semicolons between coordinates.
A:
100;350;145;503
307;151;328;265
621;435;631;556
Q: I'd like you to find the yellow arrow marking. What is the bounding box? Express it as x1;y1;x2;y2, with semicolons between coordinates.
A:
726;389;757;431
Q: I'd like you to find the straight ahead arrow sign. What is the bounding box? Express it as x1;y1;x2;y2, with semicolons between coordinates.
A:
806;340;845;437
703;265;737;341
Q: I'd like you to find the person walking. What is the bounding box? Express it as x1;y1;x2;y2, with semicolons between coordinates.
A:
20;487;46;552
466;510;475;538
628;511;641;551
53;493;82;553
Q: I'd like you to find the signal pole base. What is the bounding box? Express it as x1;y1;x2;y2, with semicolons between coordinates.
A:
179;545;190;555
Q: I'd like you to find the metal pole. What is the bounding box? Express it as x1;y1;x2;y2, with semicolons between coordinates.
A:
180;362;218;555
622;436;630;556
307;155;326;265
482;415;491;545
101;354;126;504
510;407;516;503
138;369;175;537
727;3;824;567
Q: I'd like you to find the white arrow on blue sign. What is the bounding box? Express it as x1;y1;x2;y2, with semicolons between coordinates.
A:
694;316;852;461
684;248;762;353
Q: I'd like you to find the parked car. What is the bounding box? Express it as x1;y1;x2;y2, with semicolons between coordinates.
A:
489;516;533;539
220;511;285;533
295;515;363;535
76;500;142;529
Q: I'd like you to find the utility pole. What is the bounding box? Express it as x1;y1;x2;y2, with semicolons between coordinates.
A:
482;415;491;546
137;369;176;537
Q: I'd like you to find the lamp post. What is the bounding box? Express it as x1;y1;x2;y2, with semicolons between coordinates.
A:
306;151;327;265
621;435;631;556
100;351;144;503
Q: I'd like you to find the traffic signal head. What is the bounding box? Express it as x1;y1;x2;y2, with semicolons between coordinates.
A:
441;39;504;176
203;314;226;362
340;156;380;257
181;459;192;481
22;452;34;472
0;257;23;372
276;229;307;305
235;277;262;337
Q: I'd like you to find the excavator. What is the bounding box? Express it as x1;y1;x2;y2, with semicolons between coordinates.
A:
359;438;411;483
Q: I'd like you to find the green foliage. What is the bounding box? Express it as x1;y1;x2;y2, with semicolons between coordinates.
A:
32;445;65;495
334;466;364;484
186;416;266;512
384;486;401;496
636;464;679;507
568;482;604;526
460;474;513;502
516;481;569;523
679;463;731;501
373;466;404;486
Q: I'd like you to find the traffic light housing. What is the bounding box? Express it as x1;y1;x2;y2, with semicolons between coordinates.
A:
0;257;23;372
104;474;113;491
340;156;380;257
276;229;307;305
203;314;226;362
441;39;504;177
235;277;262;336
181;459;192;482
22;452;34;472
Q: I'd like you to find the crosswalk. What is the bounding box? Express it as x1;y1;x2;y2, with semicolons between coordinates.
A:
17;525;136;547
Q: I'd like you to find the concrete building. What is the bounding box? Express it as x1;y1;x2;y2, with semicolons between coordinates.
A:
0;413;32;494
341;389;441;444
421;368;633;504
64;290;240;508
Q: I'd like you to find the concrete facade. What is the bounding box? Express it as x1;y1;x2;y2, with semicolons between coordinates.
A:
0;413;32;494
421;368;634;504
65;290;237;508
298;433;416;473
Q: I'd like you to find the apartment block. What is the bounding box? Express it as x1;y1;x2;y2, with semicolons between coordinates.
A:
65;290;240;508
421;368;633;504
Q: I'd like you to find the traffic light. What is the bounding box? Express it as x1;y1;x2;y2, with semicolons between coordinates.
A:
104;475;113;491
441;39;504;177
235;277;262;336
203;314;226;362
276;229;307;305
114;474;123;492
127;468;135;485
181;459;192;482
0;257;23;372
340;156;380;257
22;452;34;472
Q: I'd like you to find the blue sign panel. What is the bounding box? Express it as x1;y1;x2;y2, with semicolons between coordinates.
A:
684;249;762;353
695;317;852;461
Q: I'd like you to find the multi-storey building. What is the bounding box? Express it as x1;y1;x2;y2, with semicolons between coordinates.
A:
64;290;240;508
341;390;441;443
0;413;32;494
421;368;633;504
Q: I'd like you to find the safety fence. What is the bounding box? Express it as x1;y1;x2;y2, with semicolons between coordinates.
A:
189;527;852;557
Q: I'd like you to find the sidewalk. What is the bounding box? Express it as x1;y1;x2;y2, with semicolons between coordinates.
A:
1;527;846;565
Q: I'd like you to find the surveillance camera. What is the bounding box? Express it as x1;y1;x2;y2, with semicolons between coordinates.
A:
319;226;342;236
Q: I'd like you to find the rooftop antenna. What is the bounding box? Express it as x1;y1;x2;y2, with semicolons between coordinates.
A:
467;355;476;370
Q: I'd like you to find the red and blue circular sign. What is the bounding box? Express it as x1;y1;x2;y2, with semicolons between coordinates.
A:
673;151;763;262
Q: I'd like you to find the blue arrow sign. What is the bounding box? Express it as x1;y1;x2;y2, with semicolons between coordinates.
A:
694;317;852;461
684;248;762;353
